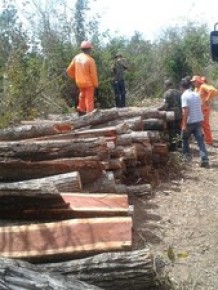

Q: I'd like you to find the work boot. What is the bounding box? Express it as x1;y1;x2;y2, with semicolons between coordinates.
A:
200;160;210;168
77;109;86;117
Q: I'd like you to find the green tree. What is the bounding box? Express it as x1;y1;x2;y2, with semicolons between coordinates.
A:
74;0;89;45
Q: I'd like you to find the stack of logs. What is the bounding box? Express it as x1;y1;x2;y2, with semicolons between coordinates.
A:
0;107;172;289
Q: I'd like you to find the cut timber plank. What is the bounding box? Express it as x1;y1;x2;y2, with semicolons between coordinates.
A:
0;193;131;219
0;217;132;260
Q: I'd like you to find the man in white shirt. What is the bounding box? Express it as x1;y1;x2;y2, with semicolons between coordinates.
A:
180;79;209;168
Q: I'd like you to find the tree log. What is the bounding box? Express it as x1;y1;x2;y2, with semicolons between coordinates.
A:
32;125;128;142
0;158;103;183
35;249;161;290
0;259;103;290
143;118;166;130
110;146;138;160
115;184;152;196
84;171;117;193
117;107;174;121
0;172;82;196
72;109;119;129
0;123;73;141
0;217;132;261
101;158;126;171
116;131;160;146
0;138;109;161
134;143;152;160
92;116;144;131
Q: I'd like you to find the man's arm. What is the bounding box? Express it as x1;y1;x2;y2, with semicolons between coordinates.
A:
181;107;189;131
200;84;218;105
158;92;169;111
66;58;75;80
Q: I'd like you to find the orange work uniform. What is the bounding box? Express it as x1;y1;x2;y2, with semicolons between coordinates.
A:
196;83;218;144
67;52;98;113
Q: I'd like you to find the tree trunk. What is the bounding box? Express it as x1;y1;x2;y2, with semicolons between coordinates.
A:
84;171;117;193
116;131;160;146
92;116;143;131
0;259;103;290
101;157;126;170
110;146;138;160
0;172;82;196
0;217;132;261
0;158;103;183
0;138;109;161
72;109;119;129
35;248;161;290
33;125;129;141
115;184;152;195
0;123;73;141
143;118;166;130
117;107;174;121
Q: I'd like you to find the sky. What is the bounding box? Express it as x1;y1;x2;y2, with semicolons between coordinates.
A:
1;0;218;42
90;0;218;41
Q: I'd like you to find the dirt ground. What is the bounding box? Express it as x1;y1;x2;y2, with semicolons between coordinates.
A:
132;108;218;289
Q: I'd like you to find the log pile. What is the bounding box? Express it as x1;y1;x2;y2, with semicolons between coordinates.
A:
0;107;171;288
0;107;171;193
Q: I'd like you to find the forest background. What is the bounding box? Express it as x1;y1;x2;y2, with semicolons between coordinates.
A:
1;0;218;128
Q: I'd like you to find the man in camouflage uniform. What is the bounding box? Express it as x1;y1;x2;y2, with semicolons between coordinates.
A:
111;53;128;107
158;79;182;151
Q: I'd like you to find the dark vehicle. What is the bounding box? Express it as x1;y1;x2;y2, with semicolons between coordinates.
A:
210;23;218;62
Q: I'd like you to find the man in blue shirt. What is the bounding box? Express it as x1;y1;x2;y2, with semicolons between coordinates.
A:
180;79;209;168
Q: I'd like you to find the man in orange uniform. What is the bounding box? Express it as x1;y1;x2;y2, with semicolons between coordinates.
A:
191;76;218;146
66;40;98;115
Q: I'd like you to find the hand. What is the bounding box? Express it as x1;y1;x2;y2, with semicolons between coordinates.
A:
181;125;187;131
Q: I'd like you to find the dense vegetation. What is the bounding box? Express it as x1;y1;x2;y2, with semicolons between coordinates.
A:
0;0;218;127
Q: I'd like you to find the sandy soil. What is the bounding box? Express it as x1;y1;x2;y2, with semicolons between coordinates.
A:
132;109;218;289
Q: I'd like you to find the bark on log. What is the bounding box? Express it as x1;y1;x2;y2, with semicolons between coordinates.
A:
0;158;103;183
0;172;82;196
0;260;103;290
117;107;174;121
71;124;129;137
0;123;73;141
143;118;166;131
113;169;125;180
0;193;131;220
115;184;152;196
35;249;161;290
101;158;126;171
110;146;138;160
72;109;119;129
134;143;152;160
116;131;160;146
32;125;127;142
92;117;143;131
84;171;117;193
0;138;109;161
0;217;132;261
